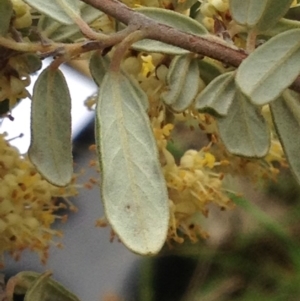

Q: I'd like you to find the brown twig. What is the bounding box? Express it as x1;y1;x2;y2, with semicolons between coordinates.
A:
80;0;247;66
0;27;132;64
80;0;300;94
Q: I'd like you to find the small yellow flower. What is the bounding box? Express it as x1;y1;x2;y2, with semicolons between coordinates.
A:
141;54;156;77
202;152;216;168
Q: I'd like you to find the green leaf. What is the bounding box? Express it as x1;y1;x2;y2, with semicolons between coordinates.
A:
236;29;300;106
0;0;12;36
132;7;208;54
96;71;169;255
91;54;149;111
270;90;300;184
90;53;148;110
217;90;270;157
161;55;199;112
284;3;300;20
39;4;103;41
29;67;73;187
264;18;300;37
195;72;235;117
24;0;81;24
6;271;80;301
229;0;294;32
123;73;149;111
89;51;110;86
20;54;43;74
197;58;223;85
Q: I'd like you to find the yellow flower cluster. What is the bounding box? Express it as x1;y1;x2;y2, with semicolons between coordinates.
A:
152;112;233;243
184;109;286;185
0;1;40;113
0;134;78;265
121;51;166;118
153;109;286;243
213;141;284;186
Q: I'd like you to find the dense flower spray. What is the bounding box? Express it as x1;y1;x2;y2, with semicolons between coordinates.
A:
0;134;78;265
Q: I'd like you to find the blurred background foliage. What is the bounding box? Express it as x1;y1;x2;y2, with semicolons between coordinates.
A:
128;120;300;301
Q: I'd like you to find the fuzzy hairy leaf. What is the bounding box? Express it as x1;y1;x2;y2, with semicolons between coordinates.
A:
132;7;208;54
0;0;12;36
264;18;300;37
96;71;169;255
90;52;148;110
89;52;110;86
229;0;294;32
161;55;199;112
29;67;73;187
217;90;270;157
236;29;300;106
197;58;223;85
270;90;300;184
195;72;235;116
24;0;80;24
38;4;103;41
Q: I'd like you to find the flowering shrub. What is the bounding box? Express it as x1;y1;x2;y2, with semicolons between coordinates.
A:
1;0;300;297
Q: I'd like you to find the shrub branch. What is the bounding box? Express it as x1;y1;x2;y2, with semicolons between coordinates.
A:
80;0;300;94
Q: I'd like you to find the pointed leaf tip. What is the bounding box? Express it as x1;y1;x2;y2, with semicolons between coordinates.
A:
195;72;235;116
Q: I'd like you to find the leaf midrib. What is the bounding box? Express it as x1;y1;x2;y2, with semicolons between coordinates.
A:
112;75;150;248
